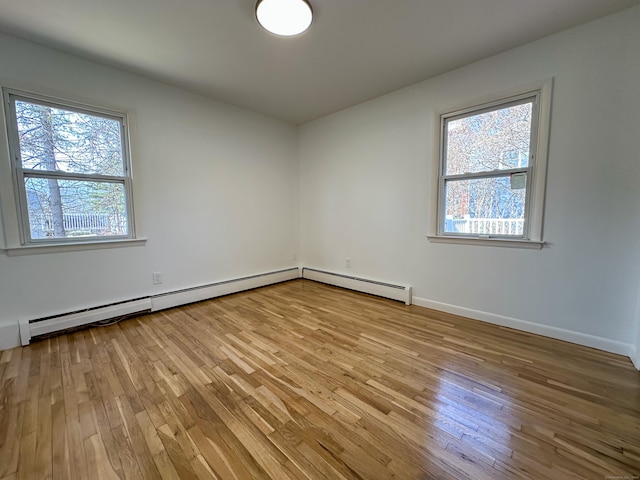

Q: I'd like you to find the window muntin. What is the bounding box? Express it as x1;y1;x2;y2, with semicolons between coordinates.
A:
438;93;539;238
4;90;135;244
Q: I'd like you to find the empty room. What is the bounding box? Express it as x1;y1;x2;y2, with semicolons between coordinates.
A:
1;0;640;478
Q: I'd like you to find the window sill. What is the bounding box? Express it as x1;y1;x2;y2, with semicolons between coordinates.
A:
427;235;545;250
1;238;147;256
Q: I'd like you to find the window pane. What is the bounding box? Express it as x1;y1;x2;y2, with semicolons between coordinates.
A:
445;101;532;175
444;175;526;236
24;177;128;239
15;100;124;176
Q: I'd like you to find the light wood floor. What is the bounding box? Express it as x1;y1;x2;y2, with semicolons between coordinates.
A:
1;280;639;480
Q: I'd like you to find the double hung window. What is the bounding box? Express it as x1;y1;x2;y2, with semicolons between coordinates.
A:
3;89;135;245
434;84;551;247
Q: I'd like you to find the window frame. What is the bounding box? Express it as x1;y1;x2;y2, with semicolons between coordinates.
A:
429;80;552;249
3;88;137;246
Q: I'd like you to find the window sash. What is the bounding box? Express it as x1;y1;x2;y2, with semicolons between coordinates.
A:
440;172;531;239
441;167;530;182
4;88;135;245
437;91;541;239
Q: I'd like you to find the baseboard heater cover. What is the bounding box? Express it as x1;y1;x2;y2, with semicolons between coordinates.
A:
150;267;300;312
17;267;301;347
302;268;411;305
19;298;152;346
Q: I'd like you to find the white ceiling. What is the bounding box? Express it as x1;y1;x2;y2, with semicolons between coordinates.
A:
0;0;638;124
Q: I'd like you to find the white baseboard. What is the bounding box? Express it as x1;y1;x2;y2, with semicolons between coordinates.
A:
631;345;639;370
412;296;634;358
302;268;412;305
151;267;300;312
0;323;20;351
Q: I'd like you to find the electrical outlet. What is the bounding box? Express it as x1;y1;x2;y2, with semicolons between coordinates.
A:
152;272;163;285
292;252;297;261
346;258;351;269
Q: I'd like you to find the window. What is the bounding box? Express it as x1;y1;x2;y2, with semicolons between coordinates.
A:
432;82;551;248
3;89;136;245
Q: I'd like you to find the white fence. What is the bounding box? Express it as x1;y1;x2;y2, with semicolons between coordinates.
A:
30;213;126;238
446;218;524;236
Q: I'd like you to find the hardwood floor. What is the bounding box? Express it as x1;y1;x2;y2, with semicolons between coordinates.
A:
1;279;639;479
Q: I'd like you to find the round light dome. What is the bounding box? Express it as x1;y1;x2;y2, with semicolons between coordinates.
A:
256;0;313;37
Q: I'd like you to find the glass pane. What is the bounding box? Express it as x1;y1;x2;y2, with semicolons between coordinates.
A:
15;100;124;176
445;101;532;175
24;177;128;239
444;175;526;236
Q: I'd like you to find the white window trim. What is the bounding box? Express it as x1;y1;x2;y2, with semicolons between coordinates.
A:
0;87;144;252
428;79;553;248
1;238;147;256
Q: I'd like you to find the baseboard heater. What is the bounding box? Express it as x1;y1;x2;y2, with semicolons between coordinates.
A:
19;298;152;346
18;267;300;346
150;267;300;311
302;268;411;305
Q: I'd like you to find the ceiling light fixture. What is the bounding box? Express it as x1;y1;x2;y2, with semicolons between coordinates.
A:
255;0;313;37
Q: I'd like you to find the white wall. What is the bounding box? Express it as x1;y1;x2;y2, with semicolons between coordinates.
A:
634;288;640;369
299;6;640;358
0;33;299;348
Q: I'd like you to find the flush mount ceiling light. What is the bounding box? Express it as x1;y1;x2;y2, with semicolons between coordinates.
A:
256;0;313;36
